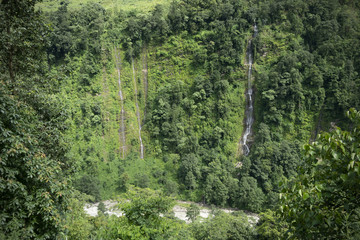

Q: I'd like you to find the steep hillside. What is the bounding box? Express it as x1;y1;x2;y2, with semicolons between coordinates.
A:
2;0;360;238
44;0;250;204
42;0;360;211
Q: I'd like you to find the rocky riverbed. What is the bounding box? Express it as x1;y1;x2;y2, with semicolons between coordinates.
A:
84;200;260;225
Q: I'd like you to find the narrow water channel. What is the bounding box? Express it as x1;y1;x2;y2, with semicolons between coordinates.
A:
241;23;258;156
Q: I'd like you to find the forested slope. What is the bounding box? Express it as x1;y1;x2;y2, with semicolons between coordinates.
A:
45;0;250;204
43;0;360;210
247;0;360;211
1;0;360;238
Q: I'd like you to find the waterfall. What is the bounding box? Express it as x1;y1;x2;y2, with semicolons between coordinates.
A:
131;56;144;159
142;48;149;123
240;23;258;156
115;47;127;158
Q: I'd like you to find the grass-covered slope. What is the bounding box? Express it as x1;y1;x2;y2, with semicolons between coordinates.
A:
38;0;169;12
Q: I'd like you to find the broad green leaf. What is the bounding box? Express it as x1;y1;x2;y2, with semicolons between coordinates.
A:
302;192;309;201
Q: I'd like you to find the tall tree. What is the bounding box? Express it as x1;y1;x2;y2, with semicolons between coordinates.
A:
0;0;46;84
0;0;73;238
279;109;360;239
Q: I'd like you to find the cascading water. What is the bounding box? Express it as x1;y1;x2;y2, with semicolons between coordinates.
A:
115;47;127;158
131;56;144;159
142;48;149;123
240;23;258;156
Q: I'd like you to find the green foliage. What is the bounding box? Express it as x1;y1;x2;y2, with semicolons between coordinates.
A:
33;2;360;239
62;192;97;240
74;175;101;202
100;187;190;239
279;109;360;239
38;0;170;12
122;188;174;226
242;0;360;213
256;210;288;240
133;173;151;188
117;172;130;192
0;84;72;239
97;202;108;216
237;177;265;212
0;0;73;238
0;0;47;83
186;203;200;222
163;179;179;196
190;211;256;240
179;154;201;190
47;2;106;61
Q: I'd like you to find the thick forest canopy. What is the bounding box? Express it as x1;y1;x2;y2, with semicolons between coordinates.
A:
279;109;360;239
0;0;73;238
1;0;360;238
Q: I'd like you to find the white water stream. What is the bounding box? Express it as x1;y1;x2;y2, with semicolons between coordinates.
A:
131;56;144;159
142;49;149;119
115;47;127;158
240;23;258;156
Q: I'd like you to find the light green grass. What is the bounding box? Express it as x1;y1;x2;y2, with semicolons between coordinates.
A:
37;0;170;12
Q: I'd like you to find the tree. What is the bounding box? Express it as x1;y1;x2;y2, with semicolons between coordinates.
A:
117;172;130;192
279;109;360;239
0;85;72;239
97;202;107;216
237;177;265;212
204;173;229;206
0;1;73;238
74;175;101;202
62;192;96;240
186;203;200;222
0;0;47;83
190;211;256;240
256;210;288;240
101;187;188;240
178;153;201;190
121;188;173;227
48;0;73;60
147;4;169;42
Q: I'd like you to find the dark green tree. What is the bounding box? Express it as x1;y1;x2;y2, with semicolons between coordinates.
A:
186;203;200;222
74;175;101;202
256;210;288;240
0;0;73;238
237;177;265;212
190;211;256;240
101;188;189;239
279;109;360;239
